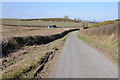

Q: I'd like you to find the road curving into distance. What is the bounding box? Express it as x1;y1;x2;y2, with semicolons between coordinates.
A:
48;31;118;78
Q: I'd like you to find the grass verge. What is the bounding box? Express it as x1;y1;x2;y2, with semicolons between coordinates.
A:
77;33;118;64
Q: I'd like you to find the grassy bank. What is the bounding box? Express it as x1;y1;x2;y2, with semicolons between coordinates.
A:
2;31;70;78
2;29;79;57
89;19;120;28
77;23;118;63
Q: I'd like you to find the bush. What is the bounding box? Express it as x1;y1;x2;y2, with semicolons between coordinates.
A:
89;20;119;28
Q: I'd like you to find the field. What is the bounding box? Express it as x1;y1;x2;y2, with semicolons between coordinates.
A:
1;18;93;39
78;22;118;63
1;18;93;27
1;22;77;78
2;25;67;38
1;18;80;78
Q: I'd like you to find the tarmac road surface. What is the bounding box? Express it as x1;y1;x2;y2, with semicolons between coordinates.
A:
49;31;118;78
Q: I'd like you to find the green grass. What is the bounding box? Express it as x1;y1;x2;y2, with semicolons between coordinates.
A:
1;18;93;27
77;33;90;44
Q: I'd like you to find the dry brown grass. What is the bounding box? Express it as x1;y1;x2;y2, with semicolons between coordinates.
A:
2;26;66;38
89;19;120;28
2;31;70;78
2;27;79;57
78;23;118;63
81;23;118;36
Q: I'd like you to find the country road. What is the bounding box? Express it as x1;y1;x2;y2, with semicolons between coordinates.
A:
48;31;118;78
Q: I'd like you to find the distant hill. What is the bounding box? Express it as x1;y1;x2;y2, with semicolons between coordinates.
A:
89;19;120;28
1;18;93;27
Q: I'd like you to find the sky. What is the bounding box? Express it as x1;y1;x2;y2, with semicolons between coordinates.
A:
2;2;118;21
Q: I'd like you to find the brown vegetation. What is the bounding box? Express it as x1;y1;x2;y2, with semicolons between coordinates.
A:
2;29;79;57
19;18;81;23
82;22;118;36
89;19;120;28
78;22;118;63
2;28;71;78
2;26;66;38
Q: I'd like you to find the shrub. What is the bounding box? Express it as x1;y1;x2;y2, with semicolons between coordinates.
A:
89;19;119;28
